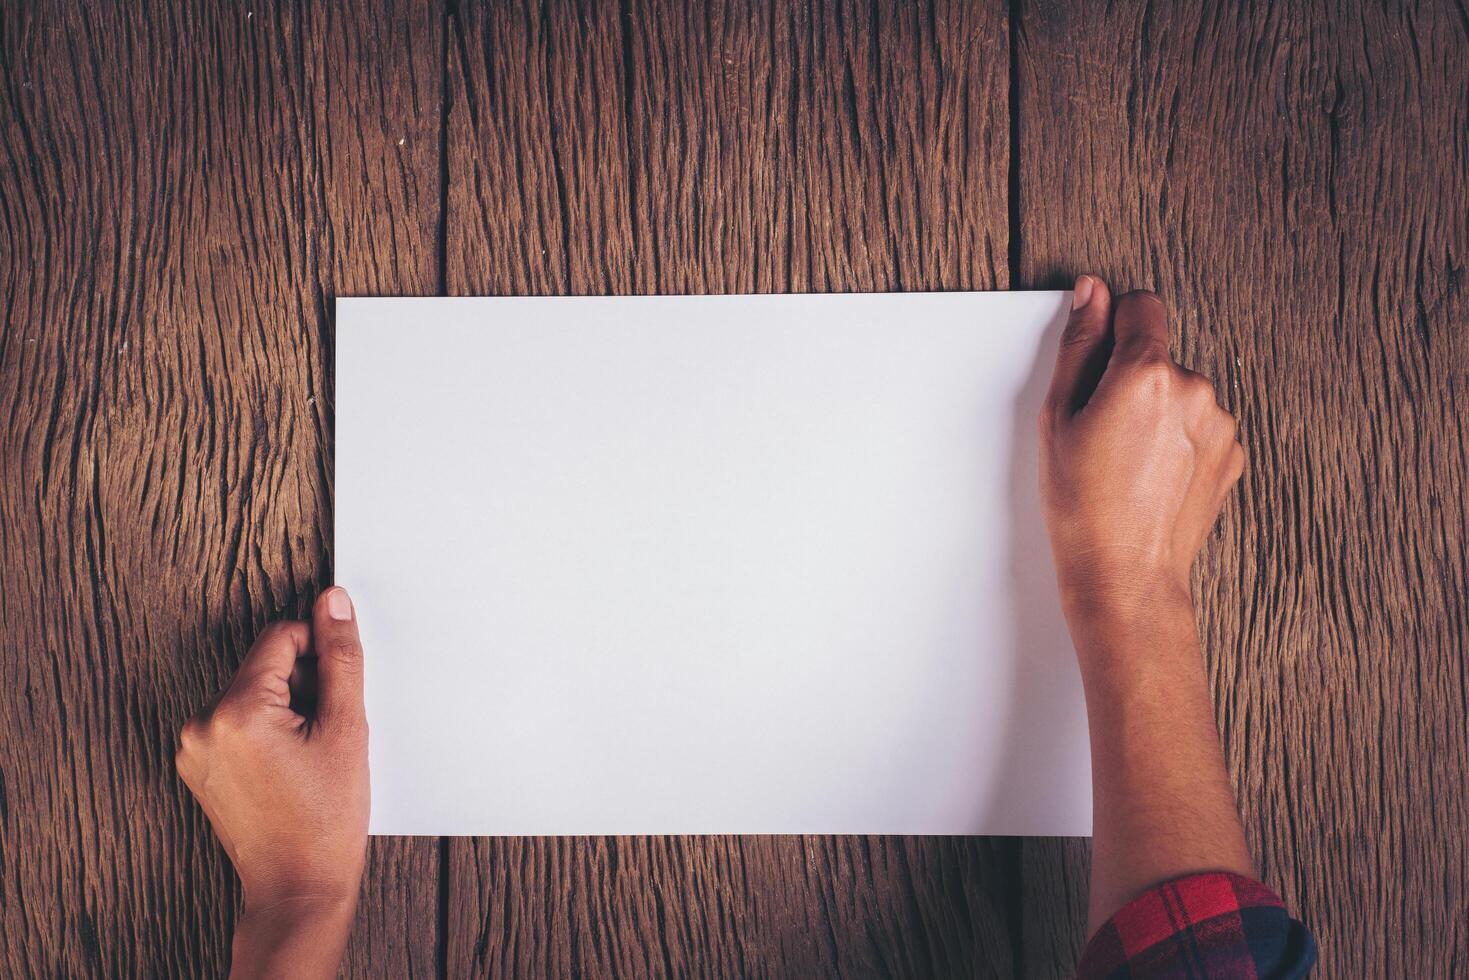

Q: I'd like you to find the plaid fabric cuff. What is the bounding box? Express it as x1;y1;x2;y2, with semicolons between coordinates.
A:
1076;872;1318;979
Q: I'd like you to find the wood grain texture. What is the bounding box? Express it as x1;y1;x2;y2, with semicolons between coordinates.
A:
442;1;1022;977
447;835;1018;979
6;0;1463;975
0;1;441;975
445;0;1009;297
1019;1;1469;975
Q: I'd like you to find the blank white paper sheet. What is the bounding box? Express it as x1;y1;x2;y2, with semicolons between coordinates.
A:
336;292;1091;837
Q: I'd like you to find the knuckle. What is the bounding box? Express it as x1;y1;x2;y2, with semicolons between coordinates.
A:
255;621;297;649
1060;318;1102;348
1126;359;1175;400
1184;374;1220;410
1183;370;1214;395
1138;358;1175;382
174;739;200;778
208;701;251;739
178;717;205;748
254;621;288;644
176;711;225;775
324;634;364;671
1118;289;1166;311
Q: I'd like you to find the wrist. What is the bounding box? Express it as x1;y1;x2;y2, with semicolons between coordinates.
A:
1062;577;1192;619
240;890;358;927
232;894;358;980
1057;578;1199;665
240;859;365;919
241;872;361;923
236;892;357;952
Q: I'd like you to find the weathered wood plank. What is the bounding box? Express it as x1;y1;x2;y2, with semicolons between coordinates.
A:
442;0;1019;976
447;835;1019;979
11;0;1455;975
1018;2;1469;975
0;1;442;975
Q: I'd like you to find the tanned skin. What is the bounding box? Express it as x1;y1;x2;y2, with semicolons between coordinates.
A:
177;275;1257;972
1039;276;1256;932
176;589;368;978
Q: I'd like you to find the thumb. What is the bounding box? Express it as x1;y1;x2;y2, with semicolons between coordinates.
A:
312;586;366;730
1045;274;1114;418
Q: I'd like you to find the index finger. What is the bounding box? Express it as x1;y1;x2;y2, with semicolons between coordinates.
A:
1110;290;1171;361
227;620;311;707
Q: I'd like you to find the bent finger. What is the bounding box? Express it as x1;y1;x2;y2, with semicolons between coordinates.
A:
228;621;310;708
1109;290;1171;363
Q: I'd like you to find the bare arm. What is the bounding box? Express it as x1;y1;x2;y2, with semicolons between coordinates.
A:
1040;277;1255;934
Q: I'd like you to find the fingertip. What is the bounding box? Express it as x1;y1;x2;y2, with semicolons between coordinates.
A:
1072;274;1095;310
254;619;311;651
1060;276;1104;339
313;589;360;654
1111;289;1170;356
323;586;354;622
235;621;310;689
1112;289;1168;325
1070;275;1112;315
1110;290;1169;333
1063;276;1112;339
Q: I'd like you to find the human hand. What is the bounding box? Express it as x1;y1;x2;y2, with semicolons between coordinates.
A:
1038;277;1244;621
176;587;369;978
1040;279;1257;928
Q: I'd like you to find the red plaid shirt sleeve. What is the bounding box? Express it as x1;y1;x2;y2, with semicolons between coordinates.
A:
1076;872;1317;979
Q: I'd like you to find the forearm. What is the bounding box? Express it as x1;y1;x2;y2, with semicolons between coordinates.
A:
1068;587;1255;934
230;896;357;980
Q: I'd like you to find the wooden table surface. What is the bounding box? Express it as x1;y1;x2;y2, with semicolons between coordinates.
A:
3;2;1465;976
